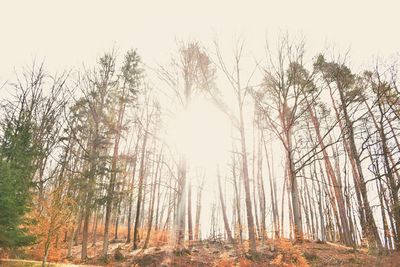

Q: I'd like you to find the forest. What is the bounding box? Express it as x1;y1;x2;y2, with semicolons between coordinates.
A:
1;29;400;267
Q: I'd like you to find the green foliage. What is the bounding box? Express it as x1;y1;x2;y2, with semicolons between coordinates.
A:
313;54;364;102
121;49;143;94
0;112;37;248
66;50;143;211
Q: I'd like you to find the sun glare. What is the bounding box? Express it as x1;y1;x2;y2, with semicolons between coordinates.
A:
164;97;231;169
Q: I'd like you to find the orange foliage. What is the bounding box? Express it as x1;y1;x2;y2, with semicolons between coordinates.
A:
27;187;75;262
271;239;309;267
238;257;253;267
214;253;235;267
69;222;171;250
149;229;169;246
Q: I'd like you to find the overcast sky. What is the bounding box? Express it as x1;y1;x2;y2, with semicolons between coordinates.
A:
1;0;399;81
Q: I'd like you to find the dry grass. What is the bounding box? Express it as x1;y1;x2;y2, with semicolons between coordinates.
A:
214;253;235;267
8;234;400;266
270;239;309;267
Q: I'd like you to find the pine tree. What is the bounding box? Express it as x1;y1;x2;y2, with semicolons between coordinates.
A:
0;112;36;248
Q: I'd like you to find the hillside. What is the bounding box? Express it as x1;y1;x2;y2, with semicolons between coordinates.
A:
3;239;400;267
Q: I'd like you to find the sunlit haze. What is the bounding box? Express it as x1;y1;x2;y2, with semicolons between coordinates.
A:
164;96;231;169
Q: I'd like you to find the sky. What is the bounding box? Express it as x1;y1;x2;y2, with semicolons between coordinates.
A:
1;0;399;82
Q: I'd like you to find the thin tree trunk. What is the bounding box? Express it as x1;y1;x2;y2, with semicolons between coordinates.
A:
144;151;162;249
194;179;204;241
306;101;353;245
232;157;243;243
126;135;140;243
133;124;149;250
187;179;193;243
217;166;234;244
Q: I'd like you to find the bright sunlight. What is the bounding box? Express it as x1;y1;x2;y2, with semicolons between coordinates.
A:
164;96;231;169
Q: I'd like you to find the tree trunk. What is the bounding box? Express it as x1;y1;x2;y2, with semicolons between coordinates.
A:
232;157;243;243
217;166;234;244
133;128;149;250
284;128;303;240
144;151;162;249
336;85;382;250
194;180;203;241
307;102;353;245
238;96;257;253
102;93;126;258
187;179;193;243
126;137;140;243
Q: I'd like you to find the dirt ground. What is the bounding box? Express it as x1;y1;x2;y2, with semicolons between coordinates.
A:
6;239;400;267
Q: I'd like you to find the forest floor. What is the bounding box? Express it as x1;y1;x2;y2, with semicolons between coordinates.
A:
3;239;400;267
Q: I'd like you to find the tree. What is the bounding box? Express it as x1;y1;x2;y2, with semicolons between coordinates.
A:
30;184;74;267
254;37;310;240
217;166;234;244
133;91;155;250
158;41;215;248
213;39;257;252
102;49;142;259
70;52;117;260
0;112;36;248
359;66;400;249
0;63;67;249
315;55;383;250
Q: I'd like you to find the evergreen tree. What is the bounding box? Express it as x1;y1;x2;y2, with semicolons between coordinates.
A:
0;111;36;248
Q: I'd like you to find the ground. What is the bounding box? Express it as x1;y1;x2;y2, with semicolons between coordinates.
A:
2;239;400;266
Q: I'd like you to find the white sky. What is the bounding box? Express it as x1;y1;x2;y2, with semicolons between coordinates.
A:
1;0;399;81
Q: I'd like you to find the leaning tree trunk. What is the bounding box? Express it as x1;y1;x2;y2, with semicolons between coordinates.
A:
238;90;257;253
307;102;353;246
217;166;234;244
337;87;382;250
